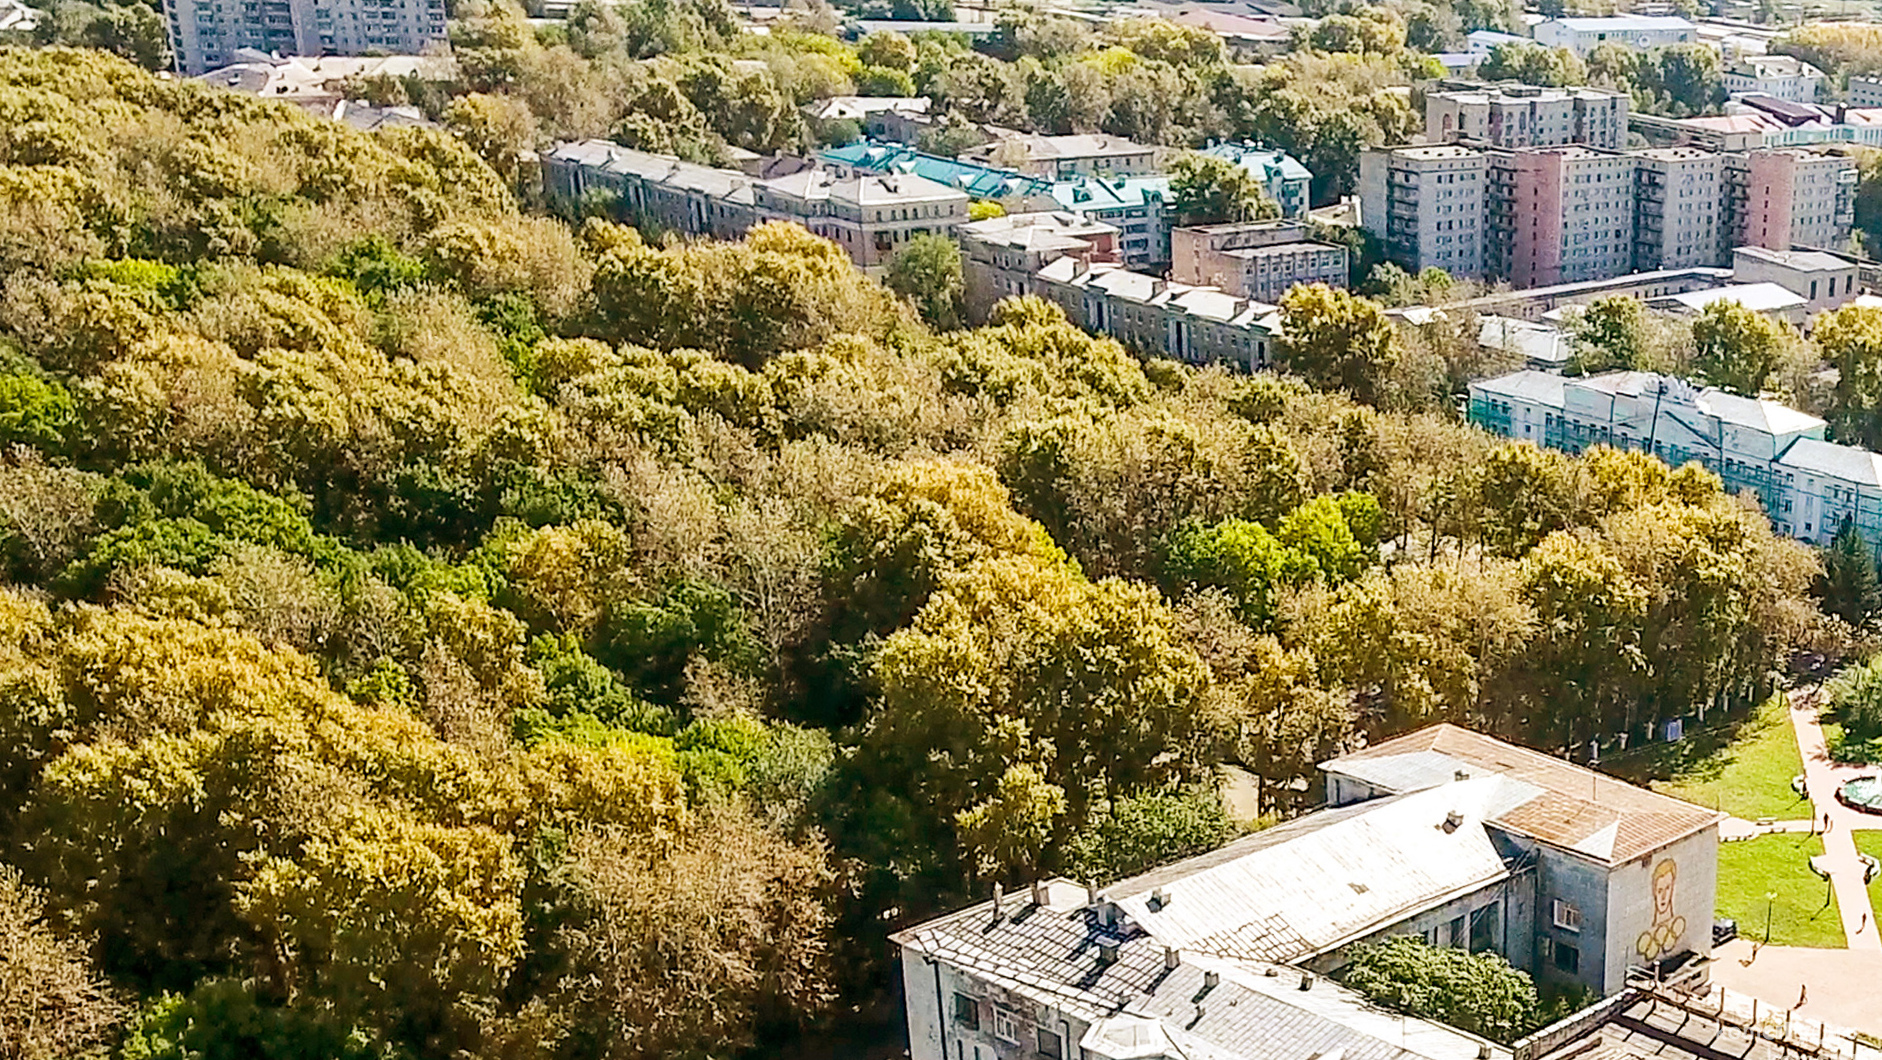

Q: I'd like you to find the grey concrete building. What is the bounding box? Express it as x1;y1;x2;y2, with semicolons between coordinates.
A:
1731;246;1861;314
162;0;447;76
1632;147;1723;272
1425;82;1629;152
1359;144;1489;279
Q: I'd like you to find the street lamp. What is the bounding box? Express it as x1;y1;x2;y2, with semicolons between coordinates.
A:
1765;891;1778;944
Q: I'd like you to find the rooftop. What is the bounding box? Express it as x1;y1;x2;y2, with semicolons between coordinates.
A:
820;141;1052;200
1542;14;1696;30
1778;437;1882;487
958;211;1119;251
965;132;1157;164
1733;246;1853;273
1050;174;1173;211
1661;281;1808;315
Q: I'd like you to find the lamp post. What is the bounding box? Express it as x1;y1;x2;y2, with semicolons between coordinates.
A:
1765;891;1778;944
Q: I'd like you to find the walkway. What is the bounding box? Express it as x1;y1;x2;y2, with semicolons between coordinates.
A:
1787;693;1880;951
1709;939;1882;1037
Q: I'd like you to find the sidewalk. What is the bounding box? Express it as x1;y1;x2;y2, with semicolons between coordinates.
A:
1788;693;1881;952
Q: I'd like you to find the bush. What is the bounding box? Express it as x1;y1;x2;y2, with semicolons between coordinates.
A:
1342;936;1540;1042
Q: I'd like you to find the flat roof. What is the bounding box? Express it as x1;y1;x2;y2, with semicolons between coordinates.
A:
1733;245;1852;272
1663;282;1808;314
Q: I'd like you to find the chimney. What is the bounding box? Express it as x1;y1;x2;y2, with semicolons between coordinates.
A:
1203;970;1220;990
1097;939;1121;966
1443;811;1464;833
1086;882;1102;906
1454;769;1471;781
1032;879;1048;906
1165;946;1181;970
992;882;1003;915
1150;886;1172;912
1300;971;1316;991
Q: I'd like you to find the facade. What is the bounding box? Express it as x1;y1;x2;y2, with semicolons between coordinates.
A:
961;133;1159;179
1722;147;1857;253
1424;82;1629;151
1853;76;1882;108
1649;282;1810;328
1358;144;1489;279
1722;55;1825;103
955;212;1120;324
1198;142;1315;217
802;97;931;141
162;0;447;76
1731;245;1861;314
1632;148;1722;271
1469;369;1882;550
1488;146;1637;288
894;724;1722;1060
1048;174;1174;269
1532;15;1696;55
1170;220;1348;302
541;140;969;271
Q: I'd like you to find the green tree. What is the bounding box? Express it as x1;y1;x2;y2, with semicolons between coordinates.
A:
1829;653;1882;742
1692;299;1787;396
885;234;965;331
1478;42;1586;86
85;1;174;72
1275;284;1403;406
1169;152;1281;226
1822;522;1881;629
1342;936;1541;1043
857;30;917;71
1819;304;1882;448
0;862;124;1060
955;762;1068;880
1062;786;1236;885
1567;296;1654;375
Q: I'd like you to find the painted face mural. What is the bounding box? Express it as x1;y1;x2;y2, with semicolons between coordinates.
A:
1636;859;1686;962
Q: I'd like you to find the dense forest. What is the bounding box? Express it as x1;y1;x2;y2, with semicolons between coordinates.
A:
0;48;1836;1060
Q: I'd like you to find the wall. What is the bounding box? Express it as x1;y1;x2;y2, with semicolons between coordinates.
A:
1532;845;1612;995
1744;151;1795;251
1510;153;1565;288
904;950;1085;1060
1601;825;1718;994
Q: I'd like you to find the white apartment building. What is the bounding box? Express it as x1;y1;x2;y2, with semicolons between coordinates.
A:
1532;15;1697;55
1424;82;1629;151
1633;148;1722;271
540;140;968;272
955;212;1121;324
1723;148;1857;253
1170;220;1349;303
162;0;447;76
1358;144;1489;279
1853;76;1882;108
1470;369;1882;549
1723;55;1825;103
1488;146;1636;288
1731;246;1861;314
961;133;1159;179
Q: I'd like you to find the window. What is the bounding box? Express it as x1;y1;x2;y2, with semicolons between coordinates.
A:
1448;914;1467;947
952;993;979;1031
1470;903;1500;952
993;1010;1019;1043
1552;899;1582;932
1553;940;1580;974
1037;1029;1064;1060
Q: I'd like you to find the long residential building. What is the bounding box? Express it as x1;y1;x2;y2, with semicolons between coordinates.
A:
162;0;446;76
543;140;969;271
1532;14;1696;54
1424;81;1629;152
1170;220;1348;302
895;723;1722;1060
960;132;1159;179
1470;369;1882;551
1358;144;1489;278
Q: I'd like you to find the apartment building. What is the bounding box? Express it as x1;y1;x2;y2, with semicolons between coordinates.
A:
895;723;1722;1060
1485;146;1636;288
1723;147;1857;253
1853;76;1882;108
955;212;1120;324
961;133;1159;179
1632;148;1722;271
1358;144;1489;279
1723;54;1825;103
1199;142;1314;217
1048;174;1174;269
162;0;447;76
1424;82;1629;151
1731;246;1861;313
1532;14;1696;55
1169;220;1348;302
541;140;968;271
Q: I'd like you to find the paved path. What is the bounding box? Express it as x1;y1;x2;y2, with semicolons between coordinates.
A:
1788;693;1881;951
1709;938;1882;1035
1720;816;1816;840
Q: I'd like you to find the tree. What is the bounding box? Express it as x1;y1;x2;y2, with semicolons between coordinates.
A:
857;30;917;71
0;863;124;1060
1822;522;1881;629
85;1;173;72
1275;284;1403;406
1819;304;1882;449
443;93;541;199
1169;152;1281;226
1062;786;1236;885
1478;42;1586;87
955;762;1067;880
1567;296;1655;375
1692;299;1787;396
885;234;965;331
1342;936;1541;1043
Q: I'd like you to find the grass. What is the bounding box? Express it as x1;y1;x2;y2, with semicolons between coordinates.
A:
1649;696;1809;822
1855;831;1882;923
1716;833;1846;949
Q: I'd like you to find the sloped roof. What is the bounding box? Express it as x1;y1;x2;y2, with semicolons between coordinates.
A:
1696;389;1824;436
1546;15;1695;30
1471;368;1566;405
1664;282;1807;314
1778;437;1882;486
1325;724;1722;865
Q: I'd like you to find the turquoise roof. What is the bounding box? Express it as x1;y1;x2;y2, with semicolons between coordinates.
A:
819;142;1051;200
1200;142;1314;185
1048;174;1172;211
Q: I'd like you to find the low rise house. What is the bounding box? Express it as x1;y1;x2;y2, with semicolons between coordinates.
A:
194;53;457;115
956;212;1120;323
895;724;1723;1060
1198;142;1315;217
802;96;931;141
1170;220;1348;302
1650;281;1810;327
1533;14;1697;55
1853;75;1882;108
1731;246;1861;314
819;141;1057;210
1723;54;1825;103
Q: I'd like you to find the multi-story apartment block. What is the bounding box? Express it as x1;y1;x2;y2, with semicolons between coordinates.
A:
1358;144;1488;279
1853;75;1882;108
895;723;1723;1060
1485;146;1636;288
956;212;1121;324
1632;148;1722;271
541;140;968;272
1532;14;1696;55
1048;174;1174;269
1723;54;1825;103
961;133;1159;179
1425;82;1629;151
162;0;447;76
1470;369;1882;550
1723;147;1857;253
1199;142;1315;217
1169;221;1348;302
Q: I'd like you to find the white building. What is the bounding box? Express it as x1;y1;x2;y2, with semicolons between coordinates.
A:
1424;82;1629;151
193;53;455;114
1470;369;1882;548
1723;55;1825;103
961;132;1159;179
162;0;447;76
801;96;931;141
1853;76;1882;108
1632;148;1723;271
1170;220;1349;303
895;724;1723;1060
956;212;1121;324
1532;15;1697;55
1358;144;1489;279
1649;282;1809;327
1732;246;1861;314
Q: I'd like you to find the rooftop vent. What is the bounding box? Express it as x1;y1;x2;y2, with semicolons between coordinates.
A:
991;882;1003;921
1300;972;1316;991
1442;810;1464;834
1032;879;1048;906
1204;970;1220;989
1454;769;1471;781
1165;947;1181;970
1149;887;1172;912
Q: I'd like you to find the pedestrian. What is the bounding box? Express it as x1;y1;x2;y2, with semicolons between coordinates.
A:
1862;911;1870;933
1825;811;1834;834
1797;983;1808;1009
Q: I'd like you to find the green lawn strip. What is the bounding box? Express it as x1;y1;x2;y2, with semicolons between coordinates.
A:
1715;833;1846;949
1651;697;1809;822
1853;831;1882;923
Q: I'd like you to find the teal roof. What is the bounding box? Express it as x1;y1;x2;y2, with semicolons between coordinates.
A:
1048;174;1172;211
819;142;1051;200
1201;142;1314;185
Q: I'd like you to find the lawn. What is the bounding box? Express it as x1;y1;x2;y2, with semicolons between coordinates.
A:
1716;833;1846;949
1855;831;1882;921
1650;697;1809;822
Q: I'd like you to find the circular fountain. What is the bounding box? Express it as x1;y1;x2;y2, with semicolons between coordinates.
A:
1837;775;1882;815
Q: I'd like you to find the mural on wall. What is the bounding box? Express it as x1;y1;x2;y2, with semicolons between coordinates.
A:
1635;859;1687;961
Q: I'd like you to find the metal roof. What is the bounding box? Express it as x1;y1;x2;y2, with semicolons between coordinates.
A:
1545;15;1696;30
1663;282;1806;314
1470;369;1567;405
1778;437;1882;487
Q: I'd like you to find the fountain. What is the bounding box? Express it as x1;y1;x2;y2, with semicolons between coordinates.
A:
1836;775;1882;815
